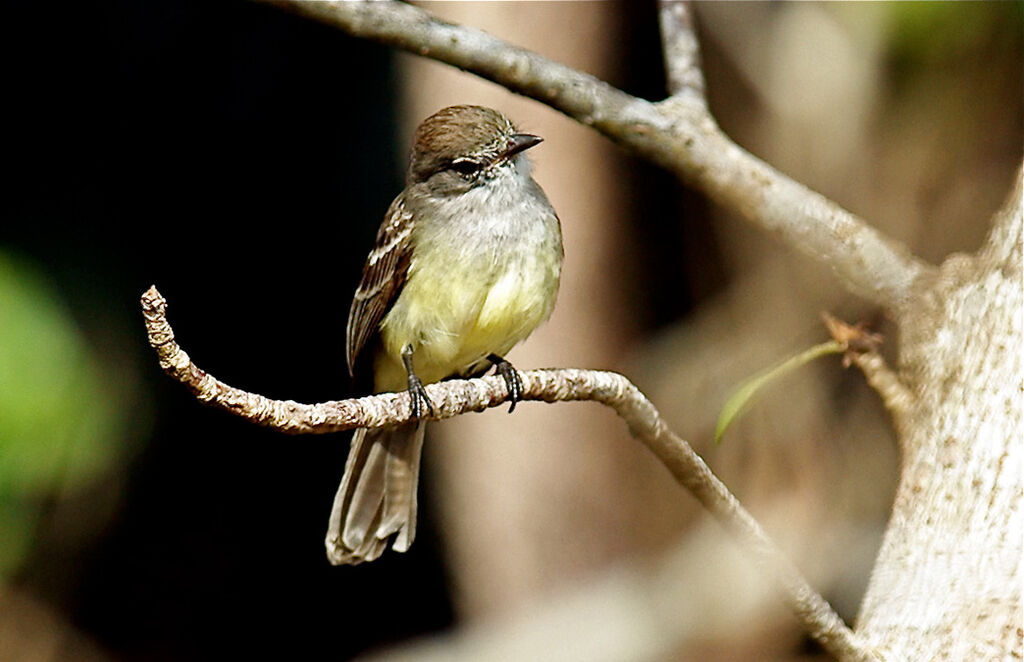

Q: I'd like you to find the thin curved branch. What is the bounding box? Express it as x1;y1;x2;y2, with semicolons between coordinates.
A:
141;285;874;661
261;0;932;312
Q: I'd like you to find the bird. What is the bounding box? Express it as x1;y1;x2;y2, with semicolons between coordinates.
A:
325;105;564;564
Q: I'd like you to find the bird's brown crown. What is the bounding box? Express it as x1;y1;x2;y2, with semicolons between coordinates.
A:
407;105;516;184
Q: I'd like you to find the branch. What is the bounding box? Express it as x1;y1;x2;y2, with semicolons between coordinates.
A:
261;0;932;312
822;313;915;423
141;285;873;661
658;0;706;104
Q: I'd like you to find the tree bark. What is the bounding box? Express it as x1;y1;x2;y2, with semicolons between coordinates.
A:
856;174;1023;658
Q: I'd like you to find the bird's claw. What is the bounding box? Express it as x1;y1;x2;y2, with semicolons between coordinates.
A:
488;354;523;413
407;374;434;421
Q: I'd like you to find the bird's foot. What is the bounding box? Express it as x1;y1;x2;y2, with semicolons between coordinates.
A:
487;354;523;413
402;345;434;421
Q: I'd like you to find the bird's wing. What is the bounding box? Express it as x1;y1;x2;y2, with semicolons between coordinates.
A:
346;196;415;376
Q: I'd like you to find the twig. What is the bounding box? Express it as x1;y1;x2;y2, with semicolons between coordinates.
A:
261;0;932;313
822;312;915;427
658;0;706;104
141;285;874;661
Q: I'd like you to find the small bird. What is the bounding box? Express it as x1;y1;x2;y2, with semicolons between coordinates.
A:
326;105;564;564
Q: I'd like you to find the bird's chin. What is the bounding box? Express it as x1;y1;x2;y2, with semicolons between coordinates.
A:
513;152;534;178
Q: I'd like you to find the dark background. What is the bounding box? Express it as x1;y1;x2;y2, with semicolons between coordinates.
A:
6;2;443;659
3;1;676;660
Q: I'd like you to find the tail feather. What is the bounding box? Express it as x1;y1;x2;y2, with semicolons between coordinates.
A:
342;438;390;549
325;423;425;565
382;424;424;552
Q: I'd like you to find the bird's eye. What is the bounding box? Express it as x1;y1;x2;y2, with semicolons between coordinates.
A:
449;159;482;177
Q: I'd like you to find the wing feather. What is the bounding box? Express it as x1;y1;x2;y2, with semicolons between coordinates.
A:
346;196;414;375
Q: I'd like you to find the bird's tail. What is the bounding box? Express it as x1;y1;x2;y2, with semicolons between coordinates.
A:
325;422;425;564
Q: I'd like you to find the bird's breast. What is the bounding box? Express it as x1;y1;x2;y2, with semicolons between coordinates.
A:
375;180;561;391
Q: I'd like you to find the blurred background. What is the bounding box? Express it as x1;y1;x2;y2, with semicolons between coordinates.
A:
2;2;1021;660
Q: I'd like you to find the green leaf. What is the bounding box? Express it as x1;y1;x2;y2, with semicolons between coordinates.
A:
714;340;844;445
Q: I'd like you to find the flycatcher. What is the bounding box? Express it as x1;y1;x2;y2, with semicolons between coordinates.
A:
326;105;564;564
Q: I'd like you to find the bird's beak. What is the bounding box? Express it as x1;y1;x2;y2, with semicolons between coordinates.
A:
504;133;543;158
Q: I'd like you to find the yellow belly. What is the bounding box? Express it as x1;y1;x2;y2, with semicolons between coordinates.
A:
374;246;559;393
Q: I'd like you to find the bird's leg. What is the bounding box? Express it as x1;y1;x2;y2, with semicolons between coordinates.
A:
402;345;434;421
487;353;524;413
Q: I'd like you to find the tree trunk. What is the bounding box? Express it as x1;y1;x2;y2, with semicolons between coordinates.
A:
857;186;1023;658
